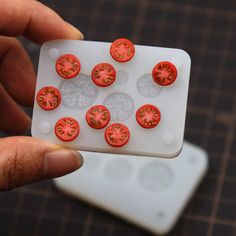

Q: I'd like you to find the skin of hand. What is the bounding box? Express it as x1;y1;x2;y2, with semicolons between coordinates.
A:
0;0;84;191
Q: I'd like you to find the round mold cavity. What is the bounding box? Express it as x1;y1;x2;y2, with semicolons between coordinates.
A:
103;92;135;122
137;73;163;98
83;154;102;170
115;70;129;85
139;162;174;192
60;73;99;110
105;159;132;182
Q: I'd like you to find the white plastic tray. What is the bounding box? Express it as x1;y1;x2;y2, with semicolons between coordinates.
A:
32;40;191;157
54;141;208;235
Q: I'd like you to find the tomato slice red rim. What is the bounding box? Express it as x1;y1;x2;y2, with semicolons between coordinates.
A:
105;123;130;147
54;117;80;142
110;38;135;63
91;63;116;87
136;104;161;129
56;54;81;79
86;105;111;129
36;86;61;110
152;61;177;86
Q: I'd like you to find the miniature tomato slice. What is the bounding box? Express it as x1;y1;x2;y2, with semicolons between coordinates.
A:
36;86;61;111
86;105;110;129
110;38;135;62
56;54;81;79
105;123;130;147
136;104;161;129
152;61;177;86
55;117;80;142
91;63;116;87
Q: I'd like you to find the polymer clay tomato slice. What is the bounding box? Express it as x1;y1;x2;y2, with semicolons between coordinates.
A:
56;54;81;79
86;105;110;129
36;86;61;110
105;123;130;147
152;61;177;86
110;38;135;62
136;104;161;129
91;63;116;87
55;117;80;142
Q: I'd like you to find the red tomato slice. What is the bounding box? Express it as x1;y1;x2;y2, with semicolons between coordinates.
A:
136;104;161;129
152;61;177;86
110;38;135;62
105;123;130;147
56;54;81;79
36;86;61;110
86;105;110;129
55;117;80;142
91;63;116;87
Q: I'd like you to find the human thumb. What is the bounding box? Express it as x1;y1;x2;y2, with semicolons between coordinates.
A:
0;136;83;190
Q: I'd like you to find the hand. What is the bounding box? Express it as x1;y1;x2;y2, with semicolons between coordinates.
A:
0;0;84;190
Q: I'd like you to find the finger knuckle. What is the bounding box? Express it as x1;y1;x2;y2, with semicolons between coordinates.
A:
0;138;23;190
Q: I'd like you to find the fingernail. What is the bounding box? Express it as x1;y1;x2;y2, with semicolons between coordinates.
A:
43;149;83;178
66;22;84;40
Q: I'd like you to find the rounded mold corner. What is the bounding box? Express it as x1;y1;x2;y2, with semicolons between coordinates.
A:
162;133;174;146
170;59;181;70
165;141;183;159
176;49;191;65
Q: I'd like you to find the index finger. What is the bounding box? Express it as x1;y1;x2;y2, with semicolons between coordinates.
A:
0;0;83;44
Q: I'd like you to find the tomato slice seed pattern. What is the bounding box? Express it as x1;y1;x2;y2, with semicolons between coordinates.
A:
56;54;81;79
86;105;110;129
105;123;130;147
110;38;135;62
152;61;177;86
36;86;61;110
136;104;161;129
55;117;80;142
91;63;116;87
